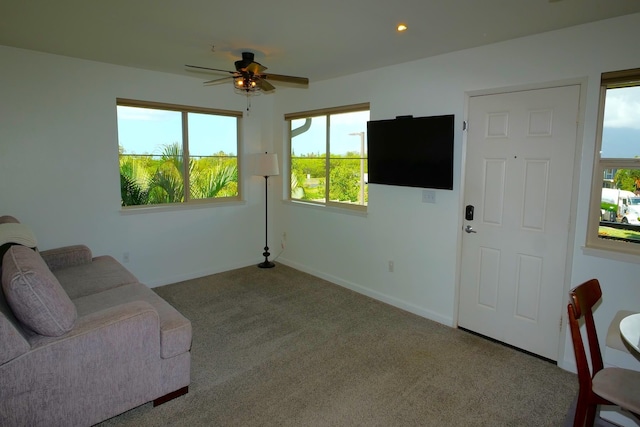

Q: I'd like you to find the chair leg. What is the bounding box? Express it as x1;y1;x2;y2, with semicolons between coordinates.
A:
585;404;597;427
573;397;587;427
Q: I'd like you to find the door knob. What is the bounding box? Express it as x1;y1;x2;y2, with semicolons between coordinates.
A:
465;225;477;233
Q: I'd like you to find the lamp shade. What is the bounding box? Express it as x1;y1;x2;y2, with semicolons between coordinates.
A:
254;153;279;177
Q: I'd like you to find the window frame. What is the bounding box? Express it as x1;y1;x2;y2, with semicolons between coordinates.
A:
285;103;370;213
117;98;243;209
585;68;640;256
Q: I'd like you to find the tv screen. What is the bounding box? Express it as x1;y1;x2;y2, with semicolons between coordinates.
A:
367;114;454;190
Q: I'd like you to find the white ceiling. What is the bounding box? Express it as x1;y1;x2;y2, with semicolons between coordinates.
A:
2;0;640;84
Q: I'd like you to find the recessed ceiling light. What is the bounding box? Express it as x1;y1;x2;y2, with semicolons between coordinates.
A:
397;23;408;32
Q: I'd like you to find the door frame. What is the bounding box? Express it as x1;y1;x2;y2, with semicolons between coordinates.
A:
454;78;587;364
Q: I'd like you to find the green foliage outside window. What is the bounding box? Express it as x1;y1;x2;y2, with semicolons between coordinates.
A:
117;100;240;208
288;106;369;208
329;156;368;203
290;156;326;201
614;168;640;193
120;143;237;206
290;153;368;204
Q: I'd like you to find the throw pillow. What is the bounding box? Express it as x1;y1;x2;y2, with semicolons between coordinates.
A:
2;245;77;337
0;223;37;248
0;215;20;224
0;223;37;267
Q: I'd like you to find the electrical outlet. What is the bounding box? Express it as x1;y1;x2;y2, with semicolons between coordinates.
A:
123;252;130;263
388;260;394;272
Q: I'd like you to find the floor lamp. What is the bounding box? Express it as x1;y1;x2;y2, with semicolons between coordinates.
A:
254;152;279;268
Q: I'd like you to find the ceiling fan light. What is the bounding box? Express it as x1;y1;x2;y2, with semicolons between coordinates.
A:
233;77;261;96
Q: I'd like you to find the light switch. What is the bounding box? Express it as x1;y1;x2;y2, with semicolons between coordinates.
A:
422;190;436;204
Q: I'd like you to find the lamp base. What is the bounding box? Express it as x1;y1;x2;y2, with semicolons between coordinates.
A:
258;260;275;269
258;246;275;268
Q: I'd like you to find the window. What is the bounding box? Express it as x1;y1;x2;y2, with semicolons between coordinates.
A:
286;103;370;211
586;69;640;255
117;99;241;207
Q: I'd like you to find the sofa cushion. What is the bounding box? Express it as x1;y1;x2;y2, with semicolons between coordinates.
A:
39;244;93;271
2;245;77;337
54;255;139;300
73;283;192;358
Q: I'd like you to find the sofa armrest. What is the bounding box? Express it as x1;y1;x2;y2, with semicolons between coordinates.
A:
2;301;163;426
39;244;93;271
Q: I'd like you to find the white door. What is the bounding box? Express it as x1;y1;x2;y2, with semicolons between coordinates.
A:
458;85;580;361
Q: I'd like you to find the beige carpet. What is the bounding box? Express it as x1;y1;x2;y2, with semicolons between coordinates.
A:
98;264;578;426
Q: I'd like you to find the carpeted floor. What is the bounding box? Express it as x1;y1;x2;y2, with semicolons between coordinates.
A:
98;264;578;426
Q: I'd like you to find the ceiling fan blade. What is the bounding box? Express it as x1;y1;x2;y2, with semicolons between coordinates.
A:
203;76;234;86
263;73;309;87
188;51;308;97
185;64;236;75
246;61;267;75
255;78;276;93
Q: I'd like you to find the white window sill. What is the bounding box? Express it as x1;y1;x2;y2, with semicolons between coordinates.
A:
282;199;368;217
120;199;246;215
581;245;640;265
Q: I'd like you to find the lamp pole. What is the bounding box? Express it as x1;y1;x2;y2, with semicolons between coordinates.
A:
349;132;365;204
259;174;274;268
254;152;279;268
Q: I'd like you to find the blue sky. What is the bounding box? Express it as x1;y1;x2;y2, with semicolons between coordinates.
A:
117;106;369;157
602;86;640;158
291;110;370;156
117;106;238;156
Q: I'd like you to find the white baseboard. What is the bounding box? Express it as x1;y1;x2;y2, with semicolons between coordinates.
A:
144;258;258;288
278;258;454;327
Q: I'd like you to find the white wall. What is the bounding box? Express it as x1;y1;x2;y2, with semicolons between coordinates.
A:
271;13;640;370
2;13;640;372
0;45;274;286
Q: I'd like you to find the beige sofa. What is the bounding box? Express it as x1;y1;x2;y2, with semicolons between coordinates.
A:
0;217;192;426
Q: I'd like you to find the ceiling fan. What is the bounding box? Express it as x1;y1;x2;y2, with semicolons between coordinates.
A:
186;52;309;95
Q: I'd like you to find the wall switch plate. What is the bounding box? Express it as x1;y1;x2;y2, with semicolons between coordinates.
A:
422;190;436;204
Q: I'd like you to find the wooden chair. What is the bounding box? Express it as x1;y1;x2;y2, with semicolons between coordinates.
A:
567;278;640;427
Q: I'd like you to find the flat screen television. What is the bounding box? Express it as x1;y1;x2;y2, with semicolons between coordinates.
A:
367;114;454;190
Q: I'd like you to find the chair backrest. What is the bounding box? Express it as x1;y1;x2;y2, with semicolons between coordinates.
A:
568;279;605;392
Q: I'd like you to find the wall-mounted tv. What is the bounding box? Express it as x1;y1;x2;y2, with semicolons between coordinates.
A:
367;114;454;190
